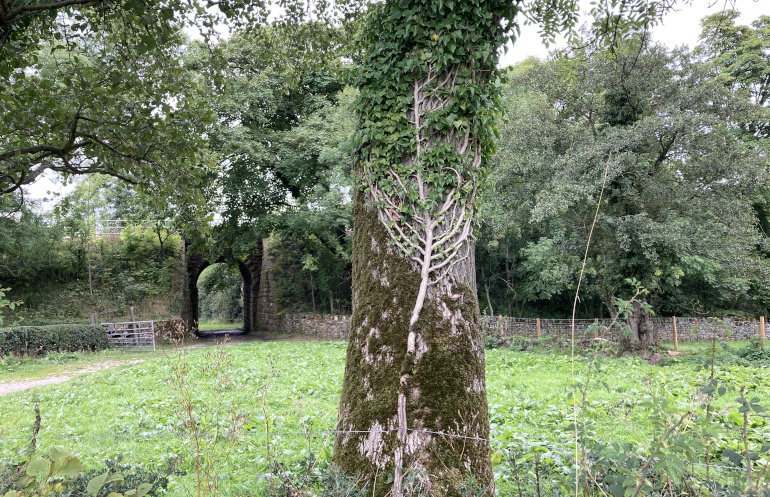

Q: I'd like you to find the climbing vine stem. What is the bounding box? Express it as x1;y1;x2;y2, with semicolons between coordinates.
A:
353;1;520;494
356;1;518;325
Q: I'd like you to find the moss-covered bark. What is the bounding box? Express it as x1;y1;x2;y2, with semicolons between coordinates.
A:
628;300;656;350
333;189;492;496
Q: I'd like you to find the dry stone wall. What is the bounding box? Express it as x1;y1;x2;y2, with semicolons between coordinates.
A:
264;313;765;342
482;316;763;342
279;314;350;338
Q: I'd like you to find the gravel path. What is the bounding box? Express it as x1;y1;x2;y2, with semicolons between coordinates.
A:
0;359;145;397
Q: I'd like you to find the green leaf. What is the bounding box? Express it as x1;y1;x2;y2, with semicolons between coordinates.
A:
136;483;153;497
53;456;83;477
26;458;51;476
87;472;110;496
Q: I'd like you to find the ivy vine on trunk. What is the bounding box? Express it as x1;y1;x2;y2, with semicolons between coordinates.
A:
333;1;518;495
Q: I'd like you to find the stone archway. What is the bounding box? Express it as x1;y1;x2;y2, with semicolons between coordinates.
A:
181;242;263;334
238;253;261;334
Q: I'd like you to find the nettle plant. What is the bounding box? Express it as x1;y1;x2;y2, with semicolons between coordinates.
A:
356;0;517;335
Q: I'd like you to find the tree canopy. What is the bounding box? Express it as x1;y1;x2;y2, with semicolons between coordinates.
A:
482;32;769;323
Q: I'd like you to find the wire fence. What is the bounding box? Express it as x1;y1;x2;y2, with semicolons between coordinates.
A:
0;427;753;470
0;426;758;480
481;315;767;343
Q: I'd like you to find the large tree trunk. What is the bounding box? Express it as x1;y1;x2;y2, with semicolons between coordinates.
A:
333;190;492;497
627;300;656;350
331;1;515;494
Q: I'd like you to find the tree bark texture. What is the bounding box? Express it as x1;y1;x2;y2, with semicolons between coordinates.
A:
333;189;492;496
331;1;517;493
627;300;656;349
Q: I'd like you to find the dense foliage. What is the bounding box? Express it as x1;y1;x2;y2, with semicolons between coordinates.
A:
0;181;182;324
0;19;216;202
0;0;366;196
0;324;109;357
478;33;770;320
196;264;243;324
1;450;175;496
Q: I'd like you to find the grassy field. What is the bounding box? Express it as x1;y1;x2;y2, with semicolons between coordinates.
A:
198;321;243;331
1;339;768;496
0;349;152;382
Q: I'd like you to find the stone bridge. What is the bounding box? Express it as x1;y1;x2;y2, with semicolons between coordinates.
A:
180;238;282;334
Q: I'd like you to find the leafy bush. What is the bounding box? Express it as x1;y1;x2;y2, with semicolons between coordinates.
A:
0;325;109;357
507;336;533;352
482;323;506;349
0;449;176;497
737;337;770;366
0;287;22;327
57;457;178;497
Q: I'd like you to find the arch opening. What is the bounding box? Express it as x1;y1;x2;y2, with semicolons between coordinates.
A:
197;263;243;332
182;248;262;335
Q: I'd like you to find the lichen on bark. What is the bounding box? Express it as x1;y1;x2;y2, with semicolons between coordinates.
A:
333;189;492;496
332;1;519;494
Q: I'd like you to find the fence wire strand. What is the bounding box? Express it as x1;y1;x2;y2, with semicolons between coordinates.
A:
0;428;752;474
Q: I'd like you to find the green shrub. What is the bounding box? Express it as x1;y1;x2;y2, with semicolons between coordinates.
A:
482;328;506;349
0;324;109;357
507;335;532;352
737;336;770;366
0;449;177;497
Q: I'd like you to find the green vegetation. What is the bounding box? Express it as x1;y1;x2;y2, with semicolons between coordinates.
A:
0;340;767;495
197;322;243;332
1;447;178;497
0;184;183;324
0;349;149;382
197;265;243;325
0;324;109;357
478;29;770;321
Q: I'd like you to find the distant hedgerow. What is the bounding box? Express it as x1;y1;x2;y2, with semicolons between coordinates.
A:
0;324;109;357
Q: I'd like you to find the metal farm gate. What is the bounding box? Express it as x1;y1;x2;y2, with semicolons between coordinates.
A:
101;320;156;351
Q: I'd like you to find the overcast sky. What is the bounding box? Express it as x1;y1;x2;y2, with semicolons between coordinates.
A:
25;0;767;206
501;0;767;66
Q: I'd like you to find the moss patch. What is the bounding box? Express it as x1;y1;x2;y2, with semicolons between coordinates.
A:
333;189;492;496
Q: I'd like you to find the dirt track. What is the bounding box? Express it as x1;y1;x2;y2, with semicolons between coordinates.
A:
0;329;322;397
0;359;146;396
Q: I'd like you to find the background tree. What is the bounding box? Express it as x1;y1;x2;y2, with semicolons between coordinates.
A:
697;11;770;310
1;0;366;200
697;10;770;139
269;88;357;315
483;35;768;348
0;22;216;198
186;27;353;260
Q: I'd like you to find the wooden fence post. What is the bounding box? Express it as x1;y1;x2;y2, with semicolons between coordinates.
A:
672;316;679;351
761;316;765;348
536;318;541;338
594;318;599;339
499;316;504;338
